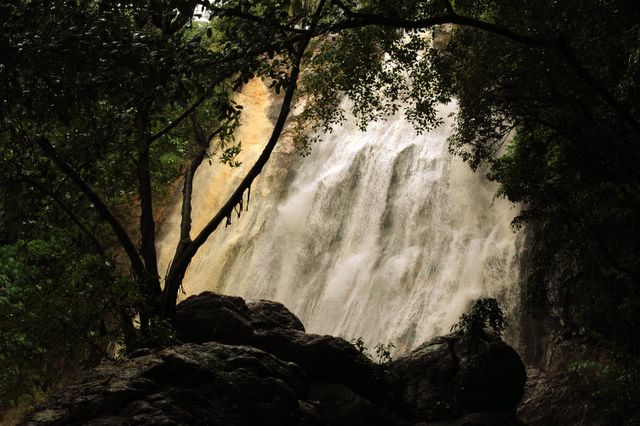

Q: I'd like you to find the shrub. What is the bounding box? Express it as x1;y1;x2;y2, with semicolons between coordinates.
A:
451;298;506;338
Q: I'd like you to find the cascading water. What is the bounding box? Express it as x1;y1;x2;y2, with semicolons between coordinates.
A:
157;79;525;354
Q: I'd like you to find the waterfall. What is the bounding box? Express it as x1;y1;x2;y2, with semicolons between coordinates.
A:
157;80;525;353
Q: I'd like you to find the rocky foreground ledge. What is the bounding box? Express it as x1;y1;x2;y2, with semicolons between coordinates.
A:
21;292;527;426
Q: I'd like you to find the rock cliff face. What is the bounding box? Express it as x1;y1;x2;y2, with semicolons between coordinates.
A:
21;292;527;426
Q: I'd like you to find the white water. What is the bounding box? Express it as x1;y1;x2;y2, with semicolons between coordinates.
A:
157;80;525;353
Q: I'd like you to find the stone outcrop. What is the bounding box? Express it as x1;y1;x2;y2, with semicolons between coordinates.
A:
22;292;528;426
174;292;305;345
517;367;621;426
21;343;308;426
390;334;526;424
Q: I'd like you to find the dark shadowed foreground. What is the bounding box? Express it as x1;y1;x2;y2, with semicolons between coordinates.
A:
21;292;531;426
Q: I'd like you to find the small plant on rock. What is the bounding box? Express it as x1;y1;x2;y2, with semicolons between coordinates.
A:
350;338;395;364
374;342;395;364
135;317;180;350
451;298;506;339
351;337;370;357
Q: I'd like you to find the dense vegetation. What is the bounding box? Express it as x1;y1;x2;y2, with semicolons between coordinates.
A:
445;0;640;353
442;3;640;420
1;0;277;408
1;0;639;418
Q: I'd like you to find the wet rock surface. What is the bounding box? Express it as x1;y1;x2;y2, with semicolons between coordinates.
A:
23;292;528;425
517;367;609;426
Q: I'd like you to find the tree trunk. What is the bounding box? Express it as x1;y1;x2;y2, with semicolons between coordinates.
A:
158;2;325;321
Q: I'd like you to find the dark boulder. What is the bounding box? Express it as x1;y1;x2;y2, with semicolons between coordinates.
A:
247;299;305;332
175;292;382;399
389;333;526;423
457;337;527;413
308;382;392;426
175;292;254;344
518;367;611;426
175;292;305;345
21;342;310;426
390;336;462;422
250;329;384;402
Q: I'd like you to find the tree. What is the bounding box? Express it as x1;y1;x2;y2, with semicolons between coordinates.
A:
1;0;329;337
432;0;640;351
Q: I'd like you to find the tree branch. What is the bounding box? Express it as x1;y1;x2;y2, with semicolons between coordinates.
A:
177;111;209;247
136;107;162;296
327;11;555;47
147;91;216;145
208;6;308;34
35;137;149;291
23;176;109;259
160;0;328;321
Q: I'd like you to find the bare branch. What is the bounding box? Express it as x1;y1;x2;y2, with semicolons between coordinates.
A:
176;148;207;246
326;12;555;47
177;112;209;247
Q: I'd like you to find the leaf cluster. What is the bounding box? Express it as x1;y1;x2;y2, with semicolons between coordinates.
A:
350;337;395;364
293;21;454;153
451;298;506;339
0;235;135;408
